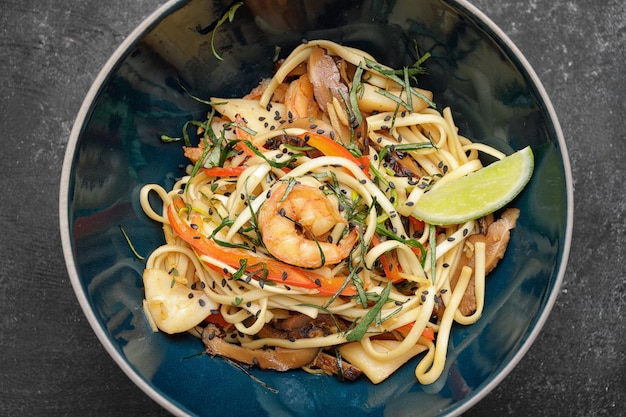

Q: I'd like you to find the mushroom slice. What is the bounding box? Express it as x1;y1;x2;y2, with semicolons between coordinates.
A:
202;324;319;372
312;351;363;381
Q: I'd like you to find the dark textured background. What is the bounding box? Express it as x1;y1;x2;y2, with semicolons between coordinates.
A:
1;0;624;416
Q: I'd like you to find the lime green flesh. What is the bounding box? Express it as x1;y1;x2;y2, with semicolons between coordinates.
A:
411;146;534;225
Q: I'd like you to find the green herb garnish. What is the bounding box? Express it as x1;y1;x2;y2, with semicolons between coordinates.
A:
119;226;145;260
210;2;244;61
345;281;392;342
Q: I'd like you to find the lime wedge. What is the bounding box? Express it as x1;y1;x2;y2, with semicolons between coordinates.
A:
411;146;534;225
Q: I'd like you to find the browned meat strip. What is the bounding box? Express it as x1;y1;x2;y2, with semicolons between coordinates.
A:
450;208;520;315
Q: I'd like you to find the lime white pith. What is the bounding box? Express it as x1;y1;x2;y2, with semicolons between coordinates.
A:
411;146;534;225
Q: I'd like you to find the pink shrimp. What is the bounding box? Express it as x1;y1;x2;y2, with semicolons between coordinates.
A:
258;182;358;268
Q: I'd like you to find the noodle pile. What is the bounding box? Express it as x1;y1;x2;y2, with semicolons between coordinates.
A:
139;40;518;385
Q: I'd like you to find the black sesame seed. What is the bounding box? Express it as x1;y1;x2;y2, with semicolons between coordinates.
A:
199;299;206;307
406;201;414;206
463;228;469;236
440;288;448;294
384;115;391;122
314;279;322;287
447;237;455;242
442;263;450;268
188;292;194;299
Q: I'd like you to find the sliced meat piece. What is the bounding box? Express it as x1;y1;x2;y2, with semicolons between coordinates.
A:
450;208;520;315
307;46;349;112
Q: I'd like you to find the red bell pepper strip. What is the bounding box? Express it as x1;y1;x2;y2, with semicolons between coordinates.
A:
371;234;404;283
396;322;436;341
204;310;232;330
233;114;257;157
301;131;370;177
167;199;356;296
202;166;248;177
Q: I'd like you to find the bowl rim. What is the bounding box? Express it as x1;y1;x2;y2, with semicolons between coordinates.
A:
59;1;573;416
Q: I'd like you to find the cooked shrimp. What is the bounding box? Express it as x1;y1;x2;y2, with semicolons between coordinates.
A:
284;74;321;119
258;182;358;268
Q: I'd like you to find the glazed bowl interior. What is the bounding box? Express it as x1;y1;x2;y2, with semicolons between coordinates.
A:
60;0;572;416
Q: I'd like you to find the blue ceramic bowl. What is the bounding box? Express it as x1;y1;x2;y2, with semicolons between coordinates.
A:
59;0;573;415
